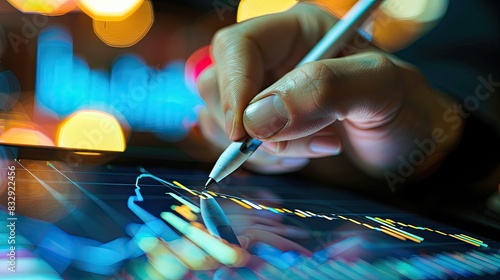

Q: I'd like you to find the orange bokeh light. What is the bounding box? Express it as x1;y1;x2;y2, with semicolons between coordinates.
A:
237;0;298;22
78;0;144;21
305;0;358;18
56;110;126;152
373;0;448;51
0;127;54;146
92;0;153;48
7;0;77;16
307;0;448;52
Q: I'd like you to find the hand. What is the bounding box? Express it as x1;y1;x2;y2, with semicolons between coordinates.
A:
197;3;462;181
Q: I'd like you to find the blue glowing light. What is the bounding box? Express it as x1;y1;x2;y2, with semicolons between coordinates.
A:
35;26;204;142
36;26;74;116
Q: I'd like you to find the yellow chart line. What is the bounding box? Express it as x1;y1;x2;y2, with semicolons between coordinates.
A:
134;174;492;249
450;234;480;247
230;198;252;209
380;228;406;241
381;226;421;243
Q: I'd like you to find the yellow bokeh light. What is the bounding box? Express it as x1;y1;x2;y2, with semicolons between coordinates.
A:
374;0;448;52
7;0;76;16
92;0;153;48
306;0;448;52
237;0;298;22
56;110;126;152
305;0;358;18
78;0;143;21
381;0;448;21
0;128;54;146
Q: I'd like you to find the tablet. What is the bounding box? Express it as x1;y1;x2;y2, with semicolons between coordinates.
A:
0;149;499;279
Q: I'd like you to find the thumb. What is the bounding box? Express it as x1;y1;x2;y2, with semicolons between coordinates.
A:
242;52;407;141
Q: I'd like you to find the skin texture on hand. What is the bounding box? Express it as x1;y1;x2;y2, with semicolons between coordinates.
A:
197;3;463;182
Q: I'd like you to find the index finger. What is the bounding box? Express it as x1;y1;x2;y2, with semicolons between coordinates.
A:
211;3;336;141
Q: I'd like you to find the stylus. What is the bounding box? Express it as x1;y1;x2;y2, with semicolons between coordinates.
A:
200;192;241;247
204;0;384;191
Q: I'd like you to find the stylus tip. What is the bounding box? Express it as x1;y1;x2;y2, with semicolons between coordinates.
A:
203;178;216;191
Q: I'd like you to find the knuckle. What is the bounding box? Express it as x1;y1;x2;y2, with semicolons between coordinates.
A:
363;51;398;77
212;27;236;54
365;51;392;65
297;62;339;116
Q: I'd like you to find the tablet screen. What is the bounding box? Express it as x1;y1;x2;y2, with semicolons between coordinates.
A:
1;153;499;279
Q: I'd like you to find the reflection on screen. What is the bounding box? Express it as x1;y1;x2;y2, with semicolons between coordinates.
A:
1;157;499;279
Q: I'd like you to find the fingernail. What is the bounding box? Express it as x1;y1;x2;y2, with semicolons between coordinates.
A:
244;95;288;138
225;109;235;139
309;137;341;155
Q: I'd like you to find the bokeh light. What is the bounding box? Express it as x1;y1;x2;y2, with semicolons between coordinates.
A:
373;0;449;51
7;0;77;16
237;0;298;22
184;45;213;93
36;26;82;117
306;0;358;18
93;0;154;48
307;0;449;52
151;61;204;142
0;127;54;146
36;27;203;145
56;110;126;152
381;0;448;20
78;0;144;21
109;56;204;141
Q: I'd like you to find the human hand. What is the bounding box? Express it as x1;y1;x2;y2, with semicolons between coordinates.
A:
197;3;462;180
